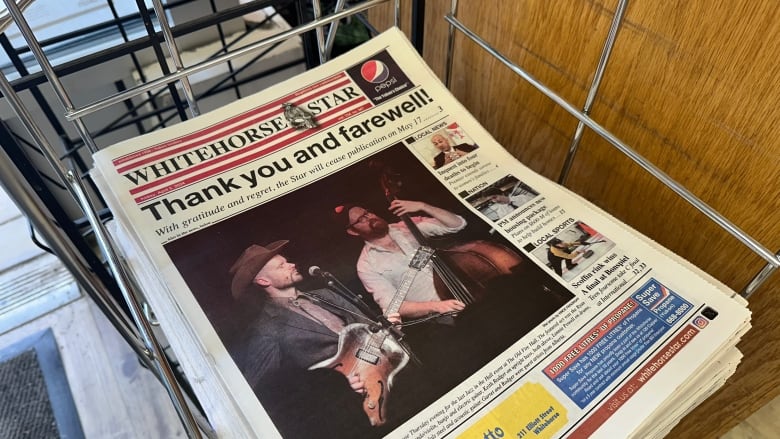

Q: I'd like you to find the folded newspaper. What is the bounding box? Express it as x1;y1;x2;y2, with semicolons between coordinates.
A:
91;28;751;438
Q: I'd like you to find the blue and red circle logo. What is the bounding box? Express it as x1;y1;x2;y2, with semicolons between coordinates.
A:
360;60;390;83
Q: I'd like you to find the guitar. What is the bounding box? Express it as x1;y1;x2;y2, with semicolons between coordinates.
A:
309;247;434;426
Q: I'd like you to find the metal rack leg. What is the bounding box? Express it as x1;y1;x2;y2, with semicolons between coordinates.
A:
0;146;214;438
0;3;209;435
445;0;458;88
67;171;205;439
2;0;98;152
558;0;629;185
742;255;779;299
151;0;201;117
324;0;348;60
297;0;321;68
0;56;138;330
0;147;144;359
311;0;328;64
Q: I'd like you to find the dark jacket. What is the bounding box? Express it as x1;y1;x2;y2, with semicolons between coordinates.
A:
235;288;362;389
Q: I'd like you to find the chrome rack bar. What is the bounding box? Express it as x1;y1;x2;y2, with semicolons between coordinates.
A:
445;15;780;282
0;1;208;434
312;0;327;64
66;0;388;122
0;57;154;363
0;151;222;438
67;170;204;438
2;0;98;152
324;0;348;61
444;0;458;88
151;0;200;117
0;146;144;359
0;45;213;439
0;0;34;32
742;256;779;299
558;0;629;185
323;0;395;60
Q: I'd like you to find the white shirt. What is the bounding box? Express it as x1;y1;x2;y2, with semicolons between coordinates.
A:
356;215;466;311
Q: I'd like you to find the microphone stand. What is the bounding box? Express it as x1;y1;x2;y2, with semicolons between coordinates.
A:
317;271;403;338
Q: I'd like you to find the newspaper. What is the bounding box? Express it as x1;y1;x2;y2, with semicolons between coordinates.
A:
91;28;750;438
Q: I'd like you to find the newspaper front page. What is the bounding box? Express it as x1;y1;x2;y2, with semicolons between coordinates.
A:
92;28;750;438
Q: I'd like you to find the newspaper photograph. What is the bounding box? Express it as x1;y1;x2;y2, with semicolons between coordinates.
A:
91;28;750;438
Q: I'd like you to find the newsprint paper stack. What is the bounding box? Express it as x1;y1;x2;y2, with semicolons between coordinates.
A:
91;28;750;438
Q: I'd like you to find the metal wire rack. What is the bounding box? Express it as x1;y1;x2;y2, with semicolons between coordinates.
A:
0;0;776;437
441;0;778;298
0;0;413;436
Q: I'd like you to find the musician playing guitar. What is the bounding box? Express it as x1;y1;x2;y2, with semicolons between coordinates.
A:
229;240;411;435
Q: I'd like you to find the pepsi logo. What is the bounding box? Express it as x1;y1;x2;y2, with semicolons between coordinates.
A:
360;60;390;83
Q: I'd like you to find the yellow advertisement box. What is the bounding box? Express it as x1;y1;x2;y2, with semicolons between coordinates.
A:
458;382;567;439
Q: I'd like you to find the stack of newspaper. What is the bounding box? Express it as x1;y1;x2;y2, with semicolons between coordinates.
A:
91;28;751;438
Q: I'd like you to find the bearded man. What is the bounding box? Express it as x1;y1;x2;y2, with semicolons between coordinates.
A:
229;240;407;437
335;200;467;319
335;200;572;388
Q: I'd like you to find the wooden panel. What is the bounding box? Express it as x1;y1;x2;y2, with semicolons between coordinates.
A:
368;1;780;437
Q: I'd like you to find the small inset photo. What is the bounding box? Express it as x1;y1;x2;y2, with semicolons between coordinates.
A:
415;122;479;169
465;175;540;222
528;221;615;281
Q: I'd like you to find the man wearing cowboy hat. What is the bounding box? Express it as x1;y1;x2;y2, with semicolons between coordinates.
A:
229;240;411;436
333;200;572;391
229;240;371;393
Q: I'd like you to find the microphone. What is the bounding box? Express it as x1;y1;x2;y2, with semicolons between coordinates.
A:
308;265;339;289
308;265;331;278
